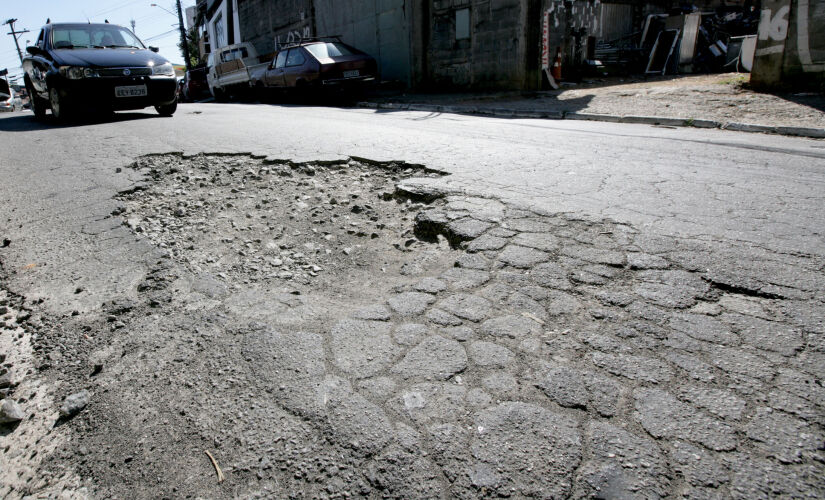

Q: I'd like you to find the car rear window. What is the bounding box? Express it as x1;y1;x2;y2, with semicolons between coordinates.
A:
221;47;249;62
305;43;355;60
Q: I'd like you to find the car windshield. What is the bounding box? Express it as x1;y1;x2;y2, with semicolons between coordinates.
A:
305;42;355;60
51;24;144;49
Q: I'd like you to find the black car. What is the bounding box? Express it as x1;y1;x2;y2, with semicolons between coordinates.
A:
22;22;178;120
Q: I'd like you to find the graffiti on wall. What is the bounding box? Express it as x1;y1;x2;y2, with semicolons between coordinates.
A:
756;2;790;56
756;0;824;72
274;25;312;49
541;8;559;89
542;9;550;69
796;0;824;72
544;0;600;31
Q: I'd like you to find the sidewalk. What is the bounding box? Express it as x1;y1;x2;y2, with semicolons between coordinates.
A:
360;73;825;139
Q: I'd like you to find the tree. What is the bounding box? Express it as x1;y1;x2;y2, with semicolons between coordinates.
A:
178;27;201;68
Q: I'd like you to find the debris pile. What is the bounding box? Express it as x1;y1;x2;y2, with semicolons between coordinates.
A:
594;6;760;77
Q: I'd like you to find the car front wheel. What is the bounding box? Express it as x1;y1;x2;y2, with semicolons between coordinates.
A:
49;87;71;121
155;100;177;116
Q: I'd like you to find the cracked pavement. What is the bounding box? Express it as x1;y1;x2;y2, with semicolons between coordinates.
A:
0;104;824;498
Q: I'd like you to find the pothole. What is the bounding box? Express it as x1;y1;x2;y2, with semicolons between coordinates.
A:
115;154;456;322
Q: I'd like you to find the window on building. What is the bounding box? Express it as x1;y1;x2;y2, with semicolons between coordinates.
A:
285;48;306;67
213;13;226;48
456;8;470;40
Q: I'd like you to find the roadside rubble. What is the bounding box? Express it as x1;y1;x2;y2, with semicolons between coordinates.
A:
59;390;91;419
0;399;24;423
602;7;761;77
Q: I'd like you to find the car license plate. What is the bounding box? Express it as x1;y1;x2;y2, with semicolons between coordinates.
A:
343;70;360;78
115;85;148;98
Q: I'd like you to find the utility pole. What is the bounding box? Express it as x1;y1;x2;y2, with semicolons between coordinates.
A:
131;19;136;34
176;0;191;71
3;19;30;65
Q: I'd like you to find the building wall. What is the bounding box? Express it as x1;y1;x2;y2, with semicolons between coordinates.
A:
237;0;314;59
314;0;413;85
424;0;536;90
751;0;825;89
225;0;602;90
234;0;413;84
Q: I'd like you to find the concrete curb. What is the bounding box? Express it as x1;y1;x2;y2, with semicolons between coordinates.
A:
776;126;825;139
722;122;777;134
356;101;825;139
564;112;622;123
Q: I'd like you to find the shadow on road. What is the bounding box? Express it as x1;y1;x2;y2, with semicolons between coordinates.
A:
0;111;163;132
361;93;595;121
766;91;825;114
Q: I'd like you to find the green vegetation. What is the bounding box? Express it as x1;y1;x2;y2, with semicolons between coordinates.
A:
716;74;749;86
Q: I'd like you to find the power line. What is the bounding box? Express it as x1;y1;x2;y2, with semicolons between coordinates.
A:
92;0;147;18
133;11;168;24
143;28;178;42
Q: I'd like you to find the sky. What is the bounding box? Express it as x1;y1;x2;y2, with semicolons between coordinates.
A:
1;0;197;82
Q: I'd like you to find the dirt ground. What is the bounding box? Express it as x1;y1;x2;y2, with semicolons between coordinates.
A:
377;73;825;130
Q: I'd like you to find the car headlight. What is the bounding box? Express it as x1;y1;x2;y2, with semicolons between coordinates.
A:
152;62;175;76
59;66;100;79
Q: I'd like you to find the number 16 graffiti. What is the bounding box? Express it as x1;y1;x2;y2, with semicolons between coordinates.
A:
757;1;823;72
758;5;790;41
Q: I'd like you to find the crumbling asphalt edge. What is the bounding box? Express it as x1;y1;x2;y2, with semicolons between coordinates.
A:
356;101;825;139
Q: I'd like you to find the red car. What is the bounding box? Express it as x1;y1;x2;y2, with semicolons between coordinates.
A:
250;38;377;98
180;66;210;102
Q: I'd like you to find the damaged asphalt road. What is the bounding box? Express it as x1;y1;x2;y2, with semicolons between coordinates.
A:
1;104;824;498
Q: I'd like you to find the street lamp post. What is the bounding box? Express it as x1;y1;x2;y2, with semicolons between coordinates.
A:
151;2;192;71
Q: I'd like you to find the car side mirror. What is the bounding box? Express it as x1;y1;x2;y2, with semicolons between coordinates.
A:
26;46;42;56
149;46;159;53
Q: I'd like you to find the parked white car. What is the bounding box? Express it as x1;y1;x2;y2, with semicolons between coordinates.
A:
206;42;268;100
0;86;22;112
